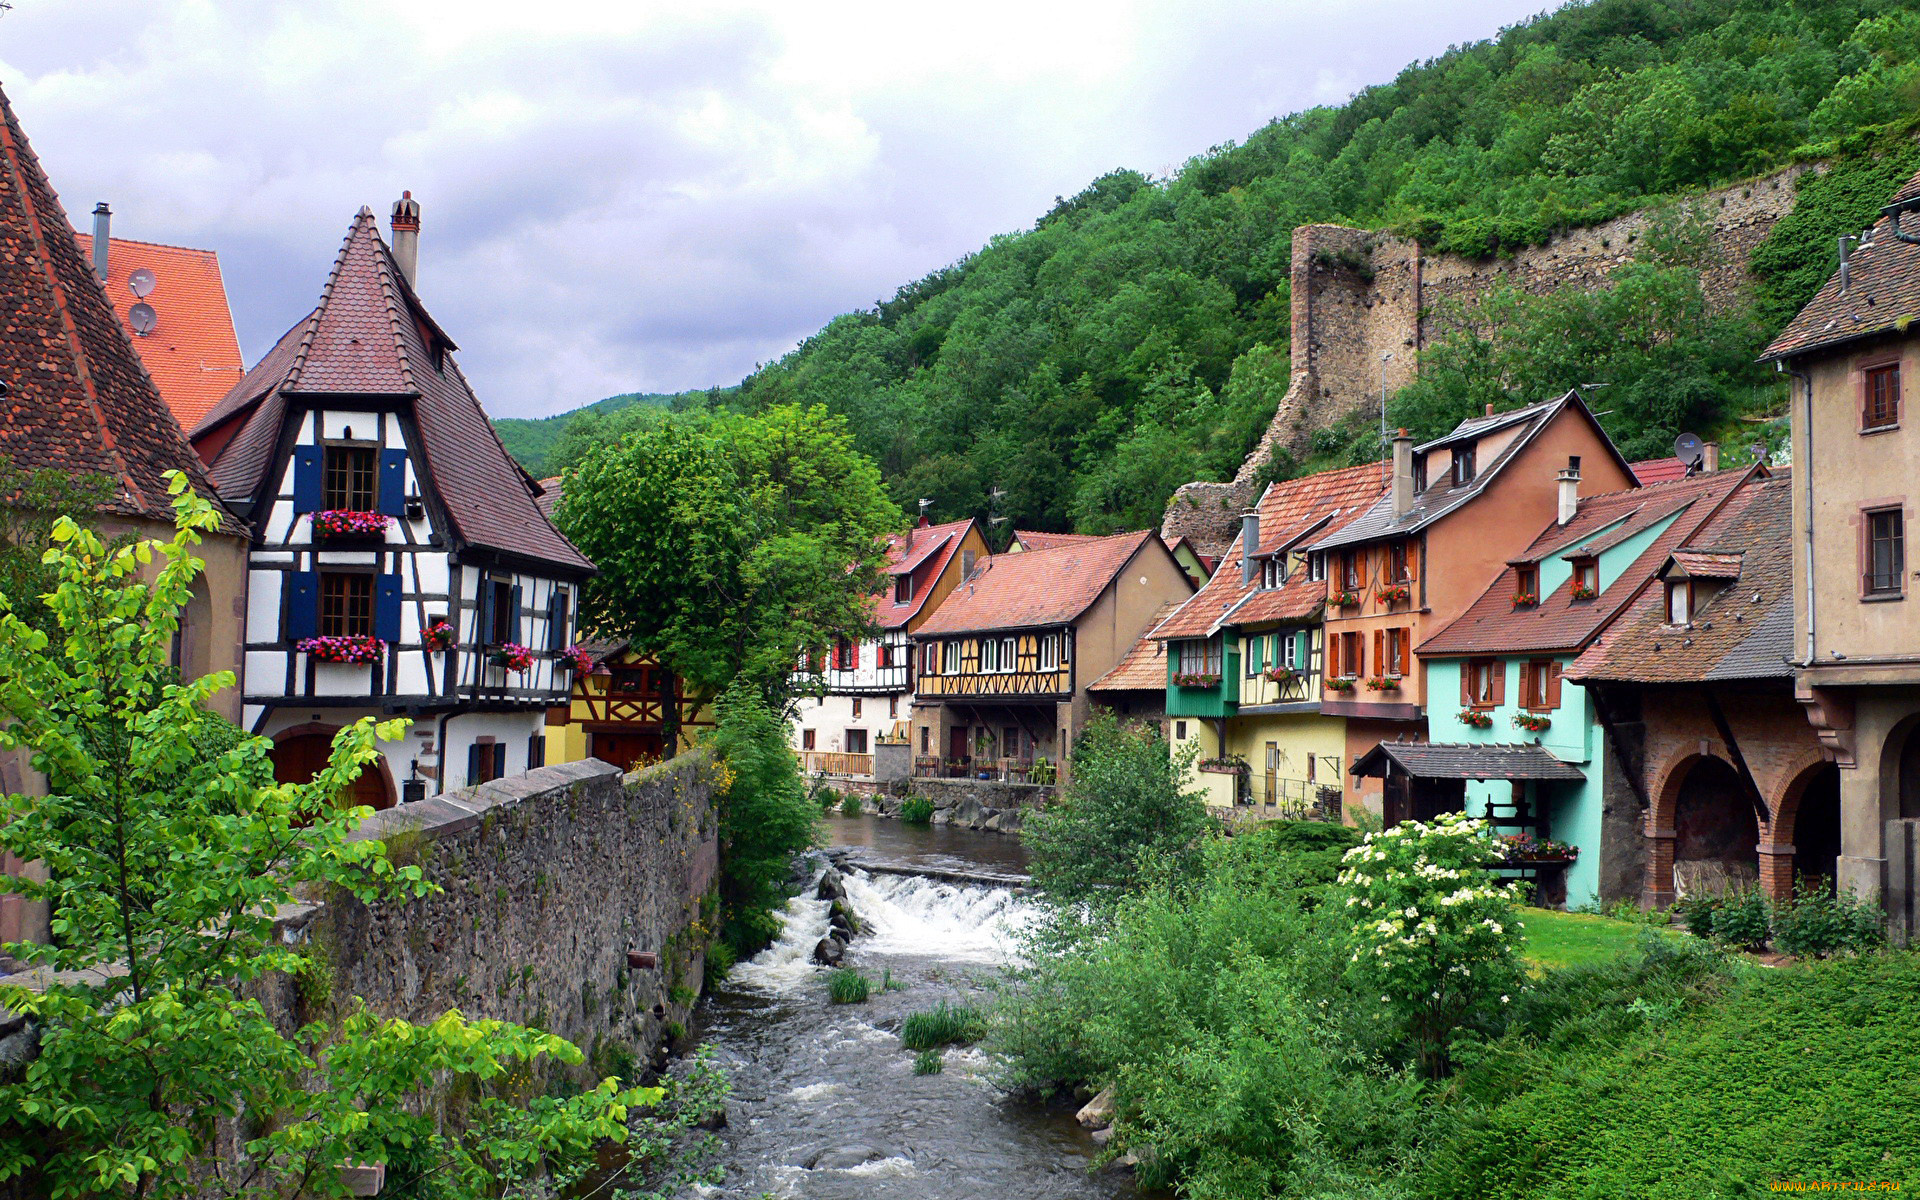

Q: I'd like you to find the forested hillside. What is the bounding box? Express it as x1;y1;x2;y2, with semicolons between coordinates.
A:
494;392;681;478
504;0;1920;531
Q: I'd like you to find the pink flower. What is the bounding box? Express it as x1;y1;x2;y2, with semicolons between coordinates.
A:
309;510;393;539
297;635;385;664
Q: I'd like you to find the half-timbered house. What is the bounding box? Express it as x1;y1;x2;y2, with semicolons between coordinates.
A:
909;530;1194;785
189;198;594;806
544;640;711;770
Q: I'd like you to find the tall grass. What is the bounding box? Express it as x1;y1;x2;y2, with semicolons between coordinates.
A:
900;1002;984;1049
900;795;935;825
827;969;870;1004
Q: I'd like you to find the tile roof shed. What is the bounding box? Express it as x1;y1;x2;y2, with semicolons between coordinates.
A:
1350;741;1586;782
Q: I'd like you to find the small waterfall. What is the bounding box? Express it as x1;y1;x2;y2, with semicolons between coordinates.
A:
840;872;1034;962
728;889;832;994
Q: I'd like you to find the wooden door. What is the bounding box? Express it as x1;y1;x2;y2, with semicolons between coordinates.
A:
949;726;969;762
593;730;664;771
272;732;392;811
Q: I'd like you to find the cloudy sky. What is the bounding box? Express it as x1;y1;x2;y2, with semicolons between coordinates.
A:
1;0;1547;419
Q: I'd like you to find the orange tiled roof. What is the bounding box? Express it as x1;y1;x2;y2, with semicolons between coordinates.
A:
1152;462;1388;642
1631;457;1688;484
72;232;244;431
873;517;978;630
1088;602;1180;691
1013;530;1101;551
915;529;1165;636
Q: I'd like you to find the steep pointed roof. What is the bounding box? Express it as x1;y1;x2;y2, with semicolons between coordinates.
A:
192;209;591;573
0;86;234;527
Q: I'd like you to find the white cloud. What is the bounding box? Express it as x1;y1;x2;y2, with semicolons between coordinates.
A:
0;0;1545;418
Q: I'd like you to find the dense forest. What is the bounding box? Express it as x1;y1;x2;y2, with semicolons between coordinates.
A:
499;0;1920;530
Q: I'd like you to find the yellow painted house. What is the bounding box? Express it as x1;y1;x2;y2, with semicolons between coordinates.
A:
544;640;711;771
1149;463;1388;813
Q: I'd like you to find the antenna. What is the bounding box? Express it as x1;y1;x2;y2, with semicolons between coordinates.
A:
917;498;932;514
128;302;157;336
127;267;155;298
1674;432;1704;474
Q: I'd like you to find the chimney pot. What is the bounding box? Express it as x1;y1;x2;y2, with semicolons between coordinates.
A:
390;191;421;289
1391;431;1415;518
1484;403;1495;417
1240;514;1260;586
1556;459;1582;525
1701;442;1719;473
90;202;111;282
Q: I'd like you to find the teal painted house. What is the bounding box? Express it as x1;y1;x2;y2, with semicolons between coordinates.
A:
1412;464;1760;907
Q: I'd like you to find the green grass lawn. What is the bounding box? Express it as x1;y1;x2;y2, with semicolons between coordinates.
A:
1517;907;1668;970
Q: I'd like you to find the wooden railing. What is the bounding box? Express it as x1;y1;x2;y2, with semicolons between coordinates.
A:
912;757;1046;783
803;751;874;777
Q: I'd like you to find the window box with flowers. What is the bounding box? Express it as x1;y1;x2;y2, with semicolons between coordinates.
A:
489;642;535;672
1512;712;1551;733
309;510;392;542
1364;676;1400;691
1325;678;1357;694
560;644;596;675
1263;665;1301;684
1378;583;1411;606
1173;672;1222;689
1457;709;1493;729
298;635;385;665
420;617;456;653
1331;590;1362;609
1511;591;1538;609
1198;755;1250;776
1570;583;1599;601
1498;832;1578;864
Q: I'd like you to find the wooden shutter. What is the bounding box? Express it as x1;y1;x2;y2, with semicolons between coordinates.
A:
466;743;481;787
1460;660;1473;705
1327;634;1340;679
373;572;402;643
1352;633;1365;678
286;571;319;640
377;448;408;517
478;582;496;647
1372;630;1384;677
291;447;323;513
529;733;546;769
493;743;507;780
547;590;569;652
1397;629;1411;677
1490;659;1506;705
1546;661;1563;709
1354;550;1369;586
507;584;523;644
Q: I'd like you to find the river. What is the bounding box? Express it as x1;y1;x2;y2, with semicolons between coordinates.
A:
688;813;1132;1199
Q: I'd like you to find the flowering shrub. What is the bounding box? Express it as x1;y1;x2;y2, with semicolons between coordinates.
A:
1512;712;1551;732
1497;831;1578;862
297;634;384;664
309;509;391;539
1325;677;1357;693
1457;709;1493;729
1364;676;1400;691
1379;583;1411;605
489;642;535;672
1337;812;1525;1076
1570;582;1599;601
421;617;456;652
1173;671;1221;688
1331;589;1362;608
1511;591;1538;608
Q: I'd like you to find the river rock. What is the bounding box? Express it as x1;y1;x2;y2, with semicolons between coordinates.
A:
816;870;846;901
805;1144;887;1170
812;938;844;966
951;797;987;828
828;898;861;934
1076;1086;1115;1129
1090;1127;1113;1147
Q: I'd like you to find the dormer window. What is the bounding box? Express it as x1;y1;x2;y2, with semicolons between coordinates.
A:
1260;556;1284;590
1571;557;1599;599
1666;580;1692;624
1451;443;1477;486
323;444;377;512
894;573;914;604
1514;564;1539;603
1307;551;1325;582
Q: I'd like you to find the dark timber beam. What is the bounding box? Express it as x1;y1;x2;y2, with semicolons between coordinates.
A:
1703;687;1771;827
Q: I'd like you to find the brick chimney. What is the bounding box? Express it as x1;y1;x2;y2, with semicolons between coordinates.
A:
1556;455;1582;525
1701;441;1719;473
1391;429;1414;518
390;191;421;289
1240;513;1260;586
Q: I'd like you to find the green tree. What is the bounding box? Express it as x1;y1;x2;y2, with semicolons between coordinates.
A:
0;477;662;1197
707;683;819;956
556;404;901;709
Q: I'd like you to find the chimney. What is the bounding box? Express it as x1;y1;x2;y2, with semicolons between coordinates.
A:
1391;429;1414;518
1484;402;1495;417
90;202;111;281
1838;234;1852;293
1701;441;1719;473
390;191;421;289
1240;513;1260;586
1556;455;1581;525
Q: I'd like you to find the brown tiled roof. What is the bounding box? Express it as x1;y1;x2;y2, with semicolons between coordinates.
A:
1013;530;1102;551
1419;469;1754;658
1669;550;1742;578
1762;166;1920;361
1152;461;1388;641
1088;602;1180;692
72;233;245;430
873;517;977;630
1351;740;1586;782
914;529;1170;636
535;476;560;520
1631;456;1688;484
0;85;236;529
1566;474;1795;684
193;209;591;573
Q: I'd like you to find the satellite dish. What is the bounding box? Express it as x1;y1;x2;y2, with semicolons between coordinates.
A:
128;302;157;336
1674;432;1704;468
127;267;155;298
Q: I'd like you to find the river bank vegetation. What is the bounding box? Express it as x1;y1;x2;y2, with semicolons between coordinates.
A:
999;718;1920;1198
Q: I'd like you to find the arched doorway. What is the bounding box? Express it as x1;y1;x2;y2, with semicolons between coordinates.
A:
1898;724;1920;823
1671;756;1758;897
272;731;394;811
1788;763;1842;895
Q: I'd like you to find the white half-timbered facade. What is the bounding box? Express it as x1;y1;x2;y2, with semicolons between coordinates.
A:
192;200;594;805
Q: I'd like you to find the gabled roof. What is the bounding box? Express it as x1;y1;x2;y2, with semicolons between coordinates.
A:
1631;457;1689;485
1419;468;1753;659
1153;461;1388;642
1310;391;1636;552
1088;601;1181;692
1567;473;1795;685
873;517;978;630
0;85;236;529
72;234;245;430
1669;550;1742;579
1011;530;1102;552
914;529;1170;636
192;209;591;573
1762;166;1920;362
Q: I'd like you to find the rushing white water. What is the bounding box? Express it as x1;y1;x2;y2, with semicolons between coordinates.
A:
839;871;1035;962
727;890;832;993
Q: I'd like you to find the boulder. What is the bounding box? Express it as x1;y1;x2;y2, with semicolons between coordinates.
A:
1090;1127;1113;1147
812;938;844;966
816;870;846;901
1076;1086;1116;1130
827;898;860;932
805;1145;888;1170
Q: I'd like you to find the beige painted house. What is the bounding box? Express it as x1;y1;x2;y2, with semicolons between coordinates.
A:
1762;165;1920;913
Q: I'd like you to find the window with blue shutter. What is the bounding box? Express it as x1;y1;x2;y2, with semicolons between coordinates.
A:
291;447;323;513
547;589;569;652
507;584;523;645
374;573;402;642
466;743;481;787
377;449;408;517
477;582;496;648
492;743;507;780
286;572;319;640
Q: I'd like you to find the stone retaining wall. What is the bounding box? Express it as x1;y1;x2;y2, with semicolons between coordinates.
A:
871;776;1055;834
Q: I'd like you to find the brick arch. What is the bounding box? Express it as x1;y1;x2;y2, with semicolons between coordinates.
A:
270;722;396;811
1645;747;1766;907
1769;746;1837;846
1648;747;1731;835
1878;711;1920;824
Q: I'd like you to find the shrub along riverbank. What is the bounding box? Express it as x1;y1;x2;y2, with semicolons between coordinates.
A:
995;719;1919;1198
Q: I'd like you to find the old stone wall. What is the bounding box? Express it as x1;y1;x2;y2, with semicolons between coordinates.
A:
283;754;720;1075
1163;165;1816;552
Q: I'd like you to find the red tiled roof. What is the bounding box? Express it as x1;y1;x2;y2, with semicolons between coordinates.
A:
1568;474;1796;684
1669;550;1742;578
1152;462;1388;641
1762;166;1920;361
1013;530;1101;551
72;233;244;430
1419;469;1755;658
872;517;977;630
1088;601;1180;692
1631;457;1688;484
0;85;236;529
192;209;590;572
914;529;1166;636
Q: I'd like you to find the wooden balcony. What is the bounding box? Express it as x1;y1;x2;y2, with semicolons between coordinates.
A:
913;756;1049;783
802;751;874;777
